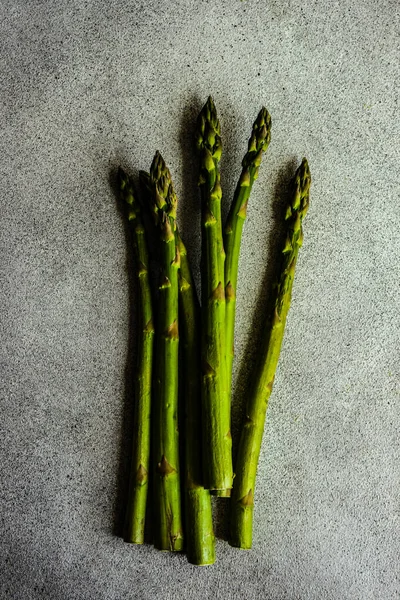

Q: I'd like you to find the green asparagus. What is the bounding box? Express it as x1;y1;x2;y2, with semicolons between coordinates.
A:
176;231;215;566
224;108;271;394
118;168;154;544
230;158;311;549
148;152;184;551
196;97;233;493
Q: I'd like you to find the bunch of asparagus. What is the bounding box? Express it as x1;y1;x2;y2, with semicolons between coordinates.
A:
118;97;311;565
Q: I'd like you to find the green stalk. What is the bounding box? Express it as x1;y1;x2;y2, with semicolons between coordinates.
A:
224;108;271;394
148;152;183;551
176;231;215;566
118;168;154;544
196;96;233;493
230;159;311;549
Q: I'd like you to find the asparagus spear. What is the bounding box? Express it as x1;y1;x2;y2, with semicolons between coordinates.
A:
176;231;215;566
139;167;215;559
118;168;155;544
224;108;271;393
230;158;311;549
148;152;184;551
195;96;233;493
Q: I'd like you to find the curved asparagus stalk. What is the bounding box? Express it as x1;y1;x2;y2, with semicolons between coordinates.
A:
118;168;155;544
196;96;233;493
224;108;271;393
176;231;215;566
230;158;311;549
148;152;183;551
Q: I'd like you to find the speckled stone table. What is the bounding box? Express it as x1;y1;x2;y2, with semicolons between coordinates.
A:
1;1;399;598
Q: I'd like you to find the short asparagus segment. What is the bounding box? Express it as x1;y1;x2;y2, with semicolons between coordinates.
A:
230;159;311;549
224;108;271;393
196;97;233;493
176;231;215;566
148;152;184;551
118;168;154;544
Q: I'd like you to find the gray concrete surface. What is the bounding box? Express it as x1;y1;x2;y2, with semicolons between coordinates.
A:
1;0;399;598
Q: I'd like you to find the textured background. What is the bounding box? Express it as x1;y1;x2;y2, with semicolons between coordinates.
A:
1;0;399;598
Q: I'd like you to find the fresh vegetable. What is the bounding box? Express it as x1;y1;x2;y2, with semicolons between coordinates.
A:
230;158;311;549
148;152;184;551
118;168;154;545
176;231;215;565
224;108;271;394
195;97;233;494
116;98;311;562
